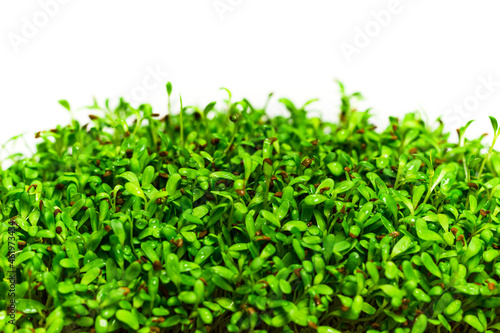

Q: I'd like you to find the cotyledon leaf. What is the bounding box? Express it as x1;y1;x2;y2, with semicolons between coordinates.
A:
390;235;413;259
125;182;147;202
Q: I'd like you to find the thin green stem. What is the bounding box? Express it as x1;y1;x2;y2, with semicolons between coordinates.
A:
478;134;499;180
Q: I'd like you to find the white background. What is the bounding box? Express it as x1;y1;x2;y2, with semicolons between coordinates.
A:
1;0;500;161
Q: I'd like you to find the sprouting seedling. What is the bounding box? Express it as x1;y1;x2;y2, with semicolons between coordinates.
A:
220;87;232;110
58;99;74;123
166;81;173;119
179;93;184;147
453;119;474;186
58;99;71;112
478;116;499;179
202;101;216;142
263;92;273;110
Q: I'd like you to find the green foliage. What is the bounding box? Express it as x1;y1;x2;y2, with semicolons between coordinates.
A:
1;84;500;332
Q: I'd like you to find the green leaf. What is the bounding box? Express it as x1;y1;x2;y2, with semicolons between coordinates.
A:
411;314;428;333
81;267;101;285
148;190;169;206
463;237;483;262
194;246;215;265
59;258;79;269
421;252;442;279
276;200;290;221
261;210;281;228
210;171;237;181
334;180;354;194
317;326;341;333
281;220;308;232
416;219;443;243
117;171;140;184
380;192;398;221
288;175;310;187
16;299;46;314
204;101;216;115
58;99;70;111
43;272;58;298
141;242;159;263
125;182;146;202
309;284;334;295
166;253;181;289
166;173;182;195
437;214;449;232
303;194;328;205
14;251;36;266
123;261;142;283
80;258;106;273
390;235;413;259
464;314;484;332
142;165;155;187
110;220;126;246
414;153;433;170
198;307;213;325
412;185;426;208
490;116;499;135
279;279;292;294
215;298;237;312
116;309;139;330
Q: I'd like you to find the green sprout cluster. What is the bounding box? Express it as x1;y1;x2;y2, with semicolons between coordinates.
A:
2;83;500;333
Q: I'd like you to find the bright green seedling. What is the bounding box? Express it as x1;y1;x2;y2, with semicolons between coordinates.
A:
1;83;500;333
